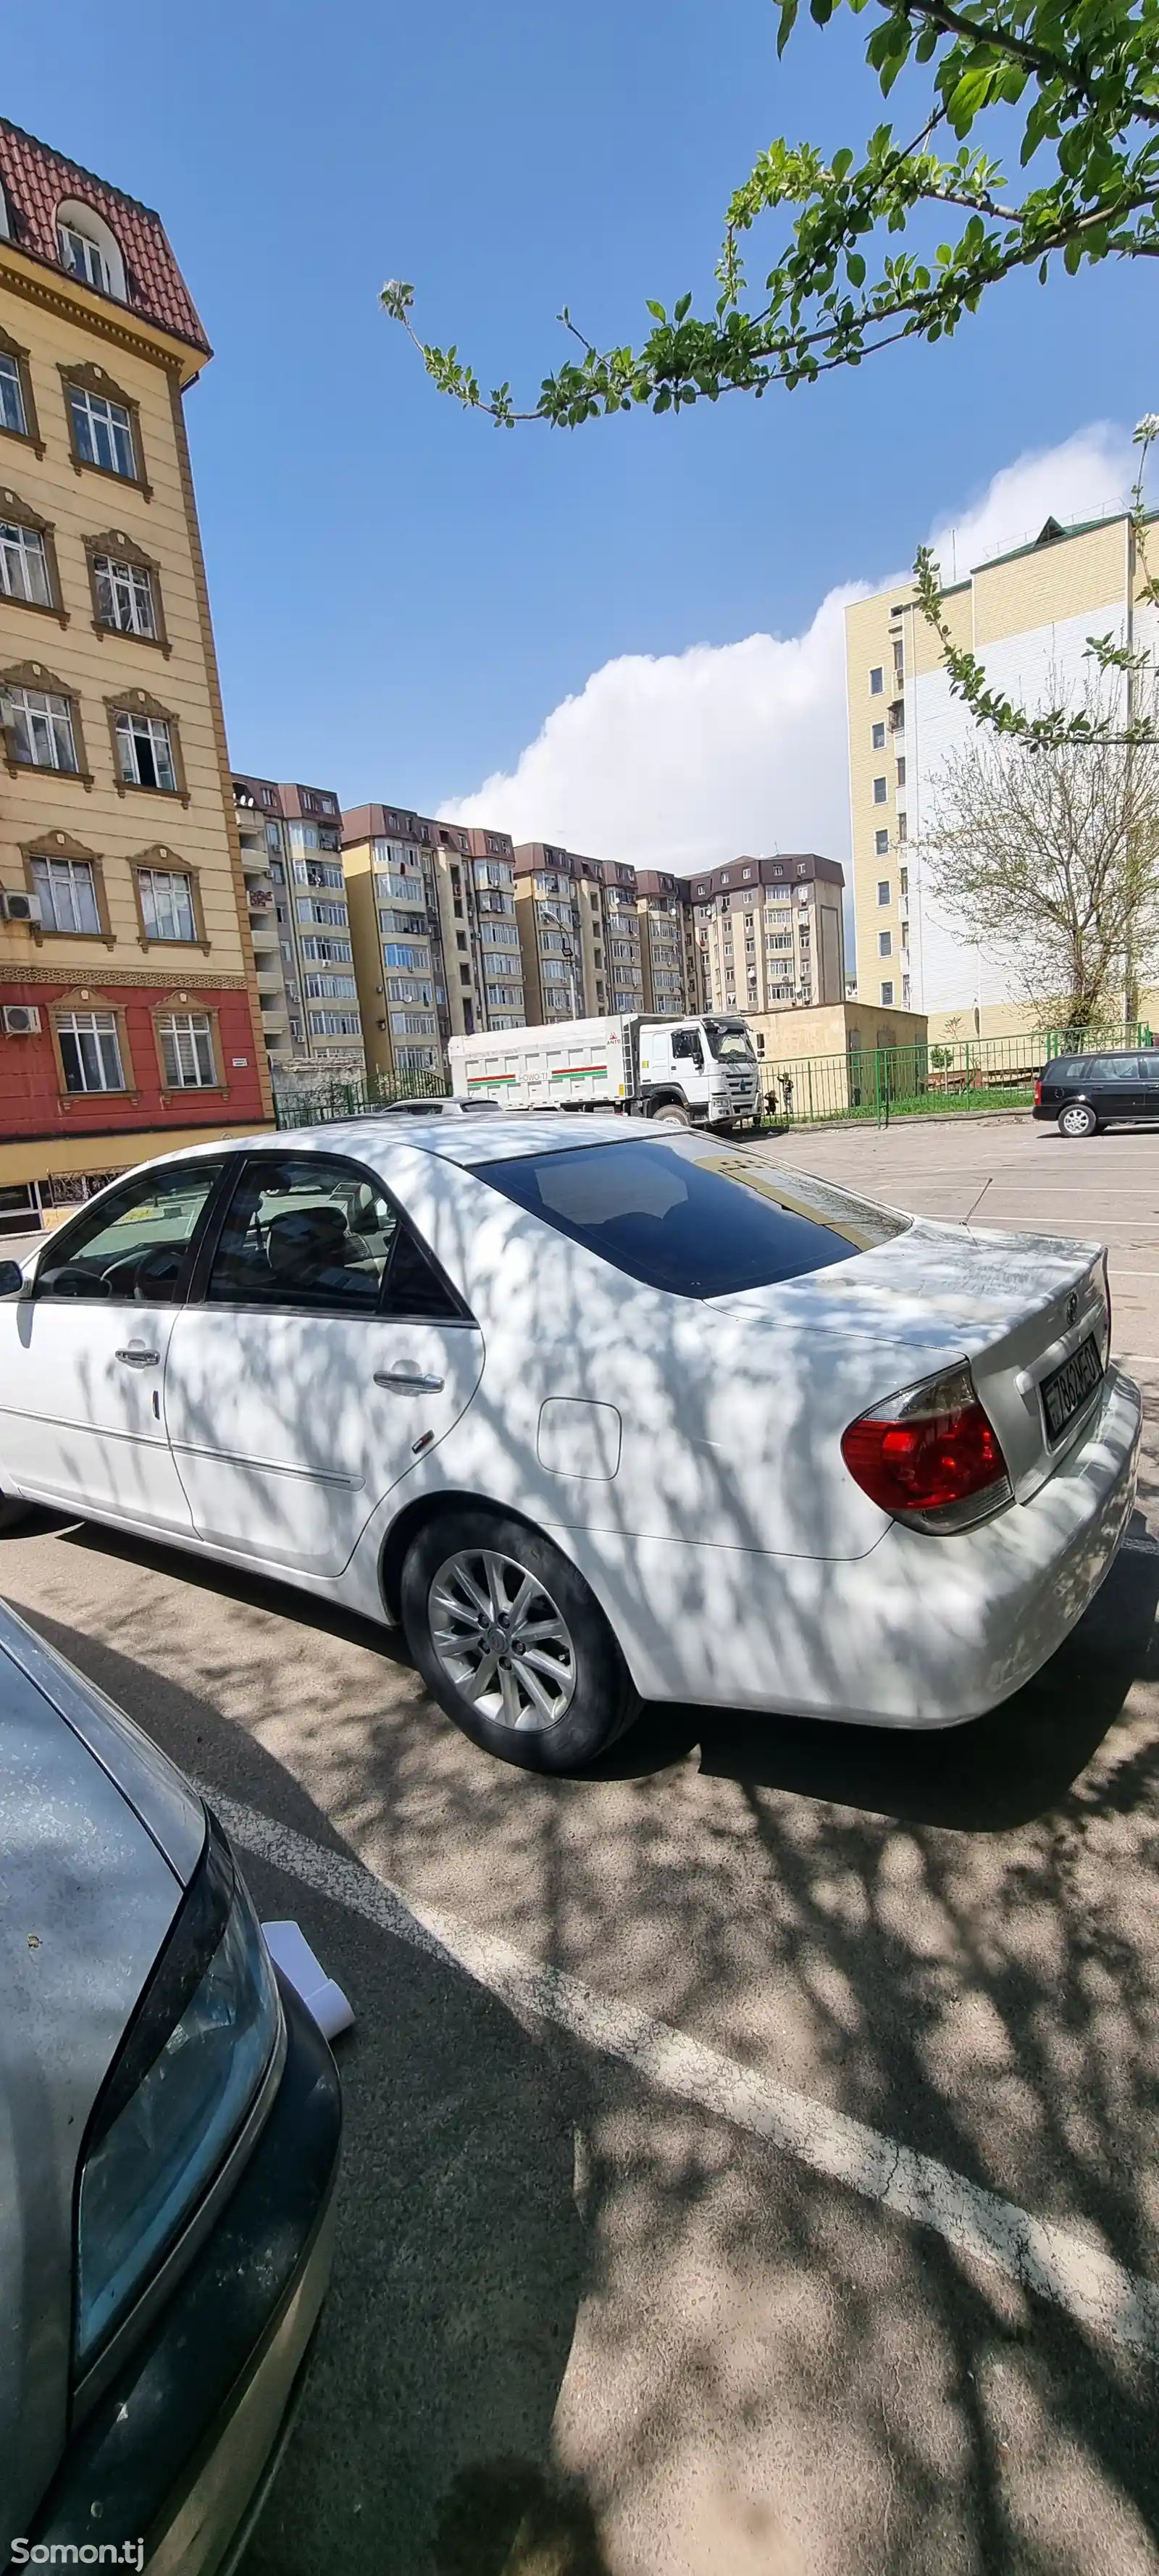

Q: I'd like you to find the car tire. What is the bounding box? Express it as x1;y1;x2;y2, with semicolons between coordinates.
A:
652;1103;690;1126
401;1507;638;1773
0;1489;32;1532
1058;1103;1098;1138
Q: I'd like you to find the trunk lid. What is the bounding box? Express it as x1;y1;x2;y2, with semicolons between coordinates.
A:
714;1216;1111;1502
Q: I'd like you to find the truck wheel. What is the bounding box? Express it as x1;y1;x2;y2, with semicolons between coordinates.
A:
652;1102;690;1126
401;1508;638;1774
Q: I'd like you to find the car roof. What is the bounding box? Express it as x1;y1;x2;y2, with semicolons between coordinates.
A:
269;1111;654;1167
76;1112;665;1201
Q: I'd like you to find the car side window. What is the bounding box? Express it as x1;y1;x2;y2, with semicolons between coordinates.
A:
1091;1055;1142;1084
35;1162;225;1304
1141;1053;1159;1084
202;1153;464;1321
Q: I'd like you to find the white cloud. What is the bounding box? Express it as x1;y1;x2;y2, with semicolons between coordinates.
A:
438;423;1134;876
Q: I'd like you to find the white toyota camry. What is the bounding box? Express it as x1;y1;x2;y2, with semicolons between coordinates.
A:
0;1114;1141;1773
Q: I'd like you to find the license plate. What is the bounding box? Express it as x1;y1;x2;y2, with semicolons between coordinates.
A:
1040;1334;1102;1442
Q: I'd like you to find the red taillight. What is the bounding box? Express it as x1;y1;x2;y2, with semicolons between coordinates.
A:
842;1364;1012;1533
1034;1076;1042;1105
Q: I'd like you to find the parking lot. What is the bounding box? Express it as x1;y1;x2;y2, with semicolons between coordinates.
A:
7;1112;1159;2575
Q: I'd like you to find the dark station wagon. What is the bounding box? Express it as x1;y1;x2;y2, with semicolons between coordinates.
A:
1033;1048;1159;1137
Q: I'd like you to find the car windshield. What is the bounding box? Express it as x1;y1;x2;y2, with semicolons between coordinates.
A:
476;1139;910;1298
703;1021;756;1063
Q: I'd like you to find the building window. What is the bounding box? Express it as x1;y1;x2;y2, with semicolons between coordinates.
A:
880;980;894;1005
879;931;892;957
305;973;358;1000
57;1008;125;1094
896;756;906;788
58;222;112;295
871;722;885;750
877;879;890;906
56;201;125;300
309;1009;361;1038
115;710;176;793
136;865;196;942
158;1011;216;1089
92;553;156;638
0;519;51;608
898;812;908;842
869;666;884;695
2;682;78;772
30;855;100;934
67;384;137;480
0;351;27;438
873;776;887;805
874;829;889;856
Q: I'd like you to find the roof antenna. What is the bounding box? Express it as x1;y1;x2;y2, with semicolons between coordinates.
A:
963;1174;992;1229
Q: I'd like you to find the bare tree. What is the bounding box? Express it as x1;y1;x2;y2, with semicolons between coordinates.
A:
923;677;1159;1036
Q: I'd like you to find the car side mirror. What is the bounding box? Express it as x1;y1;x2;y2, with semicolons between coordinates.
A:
0;1258;27;1297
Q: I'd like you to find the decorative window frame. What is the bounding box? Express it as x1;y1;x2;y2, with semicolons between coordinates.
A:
129;845;209;953
151;992;225;1103
105;687;189;806
0;659;92;786
83;529;170;656
0;325;44;459
21;829;114;948
0;485;67;628
59;362;151;500
49;991;138;1108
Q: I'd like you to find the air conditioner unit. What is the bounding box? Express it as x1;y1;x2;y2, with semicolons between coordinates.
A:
3;1003;41;1035
0;890;42;926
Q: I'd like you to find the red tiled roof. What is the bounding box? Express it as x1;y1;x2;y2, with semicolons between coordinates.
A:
0;120;210;356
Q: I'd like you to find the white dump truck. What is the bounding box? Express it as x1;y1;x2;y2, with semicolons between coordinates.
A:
448;1012;762;1127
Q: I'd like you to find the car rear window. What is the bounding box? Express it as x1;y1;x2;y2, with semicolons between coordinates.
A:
475;1139;910;1298
1047;1059;1089;1084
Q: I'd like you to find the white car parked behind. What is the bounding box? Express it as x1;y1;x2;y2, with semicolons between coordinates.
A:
0;1115;1140;1772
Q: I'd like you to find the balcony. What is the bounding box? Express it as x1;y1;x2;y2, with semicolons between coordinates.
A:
249;924;280;954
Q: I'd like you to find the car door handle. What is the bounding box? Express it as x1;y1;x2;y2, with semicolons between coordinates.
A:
374;1367;445;1394
116;1344;160;1368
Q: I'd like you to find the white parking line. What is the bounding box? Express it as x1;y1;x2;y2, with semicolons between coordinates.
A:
211;1786;1159;2362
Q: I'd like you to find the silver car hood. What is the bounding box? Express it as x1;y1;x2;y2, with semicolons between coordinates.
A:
0;1606;202;2556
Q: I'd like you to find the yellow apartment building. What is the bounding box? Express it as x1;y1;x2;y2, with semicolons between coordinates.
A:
845;510;1159;1040
0;120;270;1235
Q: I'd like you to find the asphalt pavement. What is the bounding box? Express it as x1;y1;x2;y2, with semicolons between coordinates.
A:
6;1113;1159;2576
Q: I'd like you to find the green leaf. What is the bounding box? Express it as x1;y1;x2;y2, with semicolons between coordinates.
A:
674;291;693;321
645;300;667;322
847;250;866;285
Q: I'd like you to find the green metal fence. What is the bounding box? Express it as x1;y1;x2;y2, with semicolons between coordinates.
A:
272;1021;1155;1135
760;1024;1154;1129
272;1065;449;1129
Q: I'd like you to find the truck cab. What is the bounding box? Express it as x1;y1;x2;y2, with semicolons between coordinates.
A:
637;1017;760;1127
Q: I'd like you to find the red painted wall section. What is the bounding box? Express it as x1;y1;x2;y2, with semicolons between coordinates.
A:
0;981;265;1142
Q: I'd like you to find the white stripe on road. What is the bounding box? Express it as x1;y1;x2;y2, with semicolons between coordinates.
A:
210;1785;1159;2362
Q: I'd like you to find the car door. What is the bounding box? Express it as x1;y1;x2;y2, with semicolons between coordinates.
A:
0;1158;226;1528
163;1148;485;1576
1089;1053;1146;1121
1137;1050;1159;1120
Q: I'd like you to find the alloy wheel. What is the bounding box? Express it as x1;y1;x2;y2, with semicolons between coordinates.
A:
427;1547;577;1731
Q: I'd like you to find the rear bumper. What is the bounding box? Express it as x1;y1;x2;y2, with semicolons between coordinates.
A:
17;1973;341;2576
559;1366;1142;1728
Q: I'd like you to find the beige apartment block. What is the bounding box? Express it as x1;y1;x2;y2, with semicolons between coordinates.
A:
845;508;1159;1037
637;870;692;1012
689;855;846;1016
343;803;524;1084
232;773;351;1078
0;120;271;1226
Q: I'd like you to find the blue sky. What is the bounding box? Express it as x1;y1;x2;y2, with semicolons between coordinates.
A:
7;1;1157;856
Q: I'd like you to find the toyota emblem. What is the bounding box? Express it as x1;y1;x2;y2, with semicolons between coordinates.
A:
1066;1291;1079;1326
